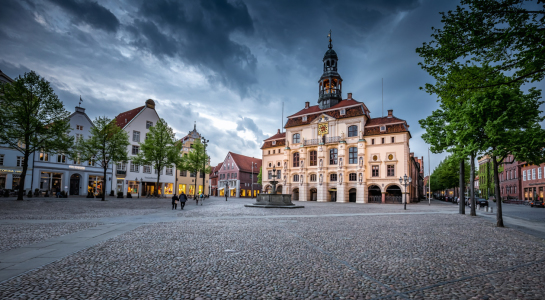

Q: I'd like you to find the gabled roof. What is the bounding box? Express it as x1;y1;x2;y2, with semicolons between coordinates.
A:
285;105;365;128
364;123;410;137
0;70;14;84
366;116;407;126
288;99;369;118
210;163;223;178
264;130;286;141
261;139;286;150
229;152;262;173
115;106;145;128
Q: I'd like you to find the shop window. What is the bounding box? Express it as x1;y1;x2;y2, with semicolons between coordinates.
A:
0;174;6;189
88;175;104;196
330;173;337;181
348;125;357;137
349;173;357;181
166;167;173;176
132;145;139;155
330;148;338;165
133;131;140;142
293;174;300;182
130;163;139;173
146;121;153;129
0;154;4;165
128;181;139;194
349;147;357;164
164;183;173;195
372;165;379;177
310;174;317;182
309;151;317;166
12;174;21;191
387;165;395;176
293;152;300;167
293;133;300;144
178;184;186;194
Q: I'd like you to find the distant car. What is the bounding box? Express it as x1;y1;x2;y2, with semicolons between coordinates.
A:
530;200;545;208
475;198;488;207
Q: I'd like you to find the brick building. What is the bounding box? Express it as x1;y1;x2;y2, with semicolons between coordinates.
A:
209;163;222;196
521;162;545;201
498;154;522;201
218;152;261;198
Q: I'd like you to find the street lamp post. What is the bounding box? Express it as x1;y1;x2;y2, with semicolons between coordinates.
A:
251;160;258;199
399;174;412;210
138;177;143;198
201;137;209;202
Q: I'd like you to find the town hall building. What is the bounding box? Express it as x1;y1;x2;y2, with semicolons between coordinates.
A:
261;38;418;203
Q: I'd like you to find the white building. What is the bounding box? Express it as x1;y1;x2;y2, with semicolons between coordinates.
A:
31;106;113;196
114;99;176;197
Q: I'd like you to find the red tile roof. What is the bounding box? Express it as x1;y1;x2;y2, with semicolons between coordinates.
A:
366;116;407;126
288;99;369;118
115;106;144;128
364;123;410;137
264;130;286;141
285;105;365;128
230;152;262;173
261;139;286;149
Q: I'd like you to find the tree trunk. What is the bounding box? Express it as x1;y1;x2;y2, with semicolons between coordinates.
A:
156;166;161;197
17;151;30;201
470;153;476;216
459;159;465;214
194;169;198;198
492;155;504;227
102;165;107;201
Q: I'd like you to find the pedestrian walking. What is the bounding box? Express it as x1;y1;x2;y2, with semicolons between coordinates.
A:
225;191;228;201
180;192;187;210
172;194;179;210
195;193;199;205
199;193;204;206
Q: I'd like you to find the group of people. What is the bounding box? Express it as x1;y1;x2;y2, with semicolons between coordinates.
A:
171;192;206;210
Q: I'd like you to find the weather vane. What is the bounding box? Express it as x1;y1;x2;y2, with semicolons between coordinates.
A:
78;95;83;107
327;29;332;49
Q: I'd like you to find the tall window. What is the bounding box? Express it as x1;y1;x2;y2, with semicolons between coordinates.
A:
180;170;187;176
39;150;48;161
130;163;139;173
57;154;66;163
381;138;385;144
533;169;536;180
372;165;379;177
133;131;140;142
117;163;126;170
371;139;375;145
330;148;338;165
349;147;357;164
268;171;272;179
17;156;23;167
309;151;317;166
330;173;337;181
523;170;526;181
293;133;300;144
391;137;395;143
387;165;395;176
166;167;173;176
190;172;196;177
349;173;357;181
310;174;317;182
144;165;151;173
277;170;281;179
146;121;153;129
293;152;300;167
155;168;163;175
76;133;83;141
293;174;299;182
0;154;4;165
348;125;357;137
132;145;139;155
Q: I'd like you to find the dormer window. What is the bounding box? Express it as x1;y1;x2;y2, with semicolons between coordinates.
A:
302;116;307;122
380;126;386;132
340;109;346;115
272;140;276;145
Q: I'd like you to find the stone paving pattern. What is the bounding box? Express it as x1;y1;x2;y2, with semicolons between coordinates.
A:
1;197;545;299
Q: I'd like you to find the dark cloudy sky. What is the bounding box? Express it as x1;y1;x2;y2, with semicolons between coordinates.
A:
2;0;543;172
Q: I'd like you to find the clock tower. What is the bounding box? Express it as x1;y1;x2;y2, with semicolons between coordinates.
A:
318;31;343;109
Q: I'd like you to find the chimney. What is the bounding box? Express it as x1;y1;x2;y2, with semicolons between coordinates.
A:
387;109;393;118
347;93;352;99
305;102;309;109
277;129;280;134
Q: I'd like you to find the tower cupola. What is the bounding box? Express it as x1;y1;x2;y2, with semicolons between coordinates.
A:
318;30;343;109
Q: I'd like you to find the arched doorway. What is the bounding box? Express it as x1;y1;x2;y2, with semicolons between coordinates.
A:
70;174;81;195
309;188;317;201
386;185;402;203
264;185;272;194
276;185;283;194
368;185;381;203
292;188;299;200
349;188;357;202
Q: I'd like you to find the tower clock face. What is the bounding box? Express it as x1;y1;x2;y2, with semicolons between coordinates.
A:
318;123;329;135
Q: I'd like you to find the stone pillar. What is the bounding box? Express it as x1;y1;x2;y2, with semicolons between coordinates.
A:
357;184;366;203
381;192;386;204
317;183;328;202
337;183;347;202
299;183;308;201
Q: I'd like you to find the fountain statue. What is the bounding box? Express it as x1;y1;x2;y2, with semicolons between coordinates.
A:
245;165;304;209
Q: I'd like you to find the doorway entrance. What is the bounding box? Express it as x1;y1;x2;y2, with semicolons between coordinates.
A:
70;174;81;195
329;188;337;202
309;188;317;201
349;188;356;202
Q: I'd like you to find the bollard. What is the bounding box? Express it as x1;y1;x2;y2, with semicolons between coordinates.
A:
485;206;488;212
490;207;493;213
477;204;480;210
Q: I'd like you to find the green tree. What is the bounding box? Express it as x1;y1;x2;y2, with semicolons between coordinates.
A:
132;118;180;197
0;71;73;200
177;139;211;197
78;117;130;201
416;0;545;93
257;167;262;185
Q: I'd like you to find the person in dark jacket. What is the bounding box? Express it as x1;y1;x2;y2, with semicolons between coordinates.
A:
180;192;187;210
172;194;179;210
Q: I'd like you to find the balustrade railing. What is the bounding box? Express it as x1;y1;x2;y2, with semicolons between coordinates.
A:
304;139;320;146
368;196;382;203
303;136;342;146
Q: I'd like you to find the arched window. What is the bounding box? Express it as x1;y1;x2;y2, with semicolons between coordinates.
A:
349;147;357;164
348;125;357;137
293;152;300;167
293;133;300;144
310;174;317;182
309;151;317;166
330;148;338;165
293;174;299;182
330;173;337;181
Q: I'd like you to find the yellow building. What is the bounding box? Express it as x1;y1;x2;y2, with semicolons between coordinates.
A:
176;124;210;196
261;41;413;203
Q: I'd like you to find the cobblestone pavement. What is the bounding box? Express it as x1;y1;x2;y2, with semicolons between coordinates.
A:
1;197;545;299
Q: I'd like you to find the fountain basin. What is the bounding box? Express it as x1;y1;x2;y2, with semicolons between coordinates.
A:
244;194;304;208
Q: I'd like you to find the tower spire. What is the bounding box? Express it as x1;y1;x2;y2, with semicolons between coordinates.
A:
194;121;196;131
327;29;332;49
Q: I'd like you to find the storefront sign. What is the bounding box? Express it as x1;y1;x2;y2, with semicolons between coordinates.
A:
0;168;22;173
144;177;157;180
69;165;86;170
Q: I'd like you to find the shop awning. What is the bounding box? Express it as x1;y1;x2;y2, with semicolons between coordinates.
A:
229;187;237;190
218;187;224;191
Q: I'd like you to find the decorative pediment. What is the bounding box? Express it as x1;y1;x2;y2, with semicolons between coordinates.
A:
311;113;336;124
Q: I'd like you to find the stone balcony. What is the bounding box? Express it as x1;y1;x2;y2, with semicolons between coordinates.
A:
303;136;341;146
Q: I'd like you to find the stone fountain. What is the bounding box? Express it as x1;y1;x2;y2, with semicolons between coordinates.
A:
245;165;304;209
